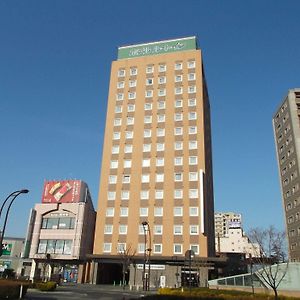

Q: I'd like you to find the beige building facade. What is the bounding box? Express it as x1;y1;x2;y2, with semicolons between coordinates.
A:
273;89;300;262
26;180;96;283
215;212;242;239
92;37;215;287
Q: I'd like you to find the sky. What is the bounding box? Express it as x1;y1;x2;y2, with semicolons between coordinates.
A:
1;0;300;237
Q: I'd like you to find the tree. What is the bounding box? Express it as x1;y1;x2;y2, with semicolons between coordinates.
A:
248;226;288;300
118;244;136;289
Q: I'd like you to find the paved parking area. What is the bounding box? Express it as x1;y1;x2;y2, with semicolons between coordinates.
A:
25;284;152;300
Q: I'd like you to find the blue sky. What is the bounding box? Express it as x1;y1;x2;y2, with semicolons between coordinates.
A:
1;0;300;237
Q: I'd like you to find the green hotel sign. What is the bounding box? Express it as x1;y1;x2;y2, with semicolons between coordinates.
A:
118;37;196;59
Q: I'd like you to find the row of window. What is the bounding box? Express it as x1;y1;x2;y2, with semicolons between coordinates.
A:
108;171;199;185
117;73;196;90
106;206;199;217
114;112;197;127
37;239;72;255
104;242;199;255
115;99;196;112
289;227;300;237
117;61;196;77
282;171;298;187
113;127;197;141
116;86;196;101
111;141;197;155
284;184;299;199
274;102;288;122
107;188;197;200
107;189;199;201
41;217;75;230
287;212;300;224
104;224;199;235
286;198;299;211
110;156;197;169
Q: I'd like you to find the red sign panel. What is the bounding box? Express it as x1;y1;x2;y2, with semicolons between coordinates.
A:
42;180;82;203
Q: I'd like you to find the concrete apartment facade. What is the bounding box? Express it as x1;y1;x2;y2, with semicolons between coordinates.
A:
215;212;242;238
91;37;215;288
273;89;300;262
26;180;96;282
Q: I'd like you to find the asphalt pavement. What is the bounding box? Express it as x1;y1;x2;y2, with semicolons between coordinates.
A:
25;284;153;300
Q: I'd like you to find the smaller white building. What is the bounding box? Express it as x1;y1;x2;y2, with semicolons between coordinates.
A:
215;227;260;258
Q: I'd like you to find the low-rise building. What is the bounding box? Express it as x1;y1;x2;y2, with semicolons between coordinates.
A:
0;237;31;278
25;180;96;283
215;227;260;258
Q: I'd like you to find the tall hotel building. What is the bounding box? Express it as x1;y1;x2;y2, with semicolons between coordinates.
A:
273;89;300;262
92;37;215;287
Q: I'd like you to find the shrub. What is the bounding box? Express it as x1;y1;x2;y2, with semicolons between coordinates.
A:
36;281;57;291
0;279;29;299
154;287;300;300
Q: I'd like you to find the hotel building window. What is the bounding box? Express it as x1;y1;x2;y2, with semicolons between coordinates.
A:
140;190;149;200
118;69;125;77
107;191;116;200
104;225;113;234
119;225;127;235
155;190;164;199
143;144;151;152
174;189;183;199
174;225;183;235
159;64;166;72
154;207;163;216
146;65;154;73
174;207;183;216
157;128;165;137
188;98;196;106
117;81;125;89
128;92;136;99
130;67;137;76
113;132;120;140
154;244;162;254
158;76;166;84
140;207;148;216
129;80;137;87
145;90;153;98
141;174;150;183
103;243;112;253
174;157;183;166
128;104;135;112
120;207;128;217
156;157;164;166
106;208;114;217
189;207;199;216
145;103;152;110
146;78;153;85
123;160;131;168
174;244;182;254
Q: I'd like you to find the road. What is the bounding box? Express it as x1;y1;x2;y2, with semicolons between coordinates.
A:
25;284;152;300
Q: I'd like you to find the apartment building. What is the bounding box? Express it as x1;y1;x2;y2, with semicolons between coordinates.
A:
273;89;300;262
215;212;242;238
92;37;215;287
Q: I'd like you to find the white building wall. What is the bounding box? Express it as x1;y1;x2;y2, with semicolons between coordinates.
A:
215;228;260;258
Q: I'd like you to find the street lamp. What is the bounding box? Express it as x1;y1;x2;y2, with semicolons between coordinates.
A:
142;221;151;291
185;250;195;293
0;189;29;256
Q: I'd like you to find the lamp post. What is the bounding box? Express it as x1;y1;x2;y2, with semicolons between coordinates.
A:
185;250;194;293
0;189;29;256
142;221;151;291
